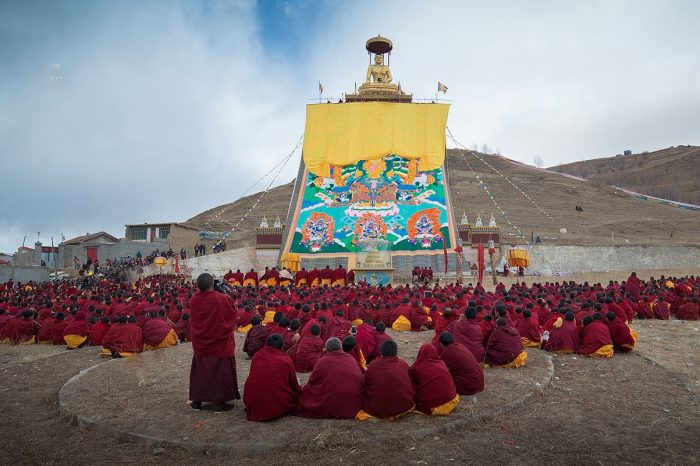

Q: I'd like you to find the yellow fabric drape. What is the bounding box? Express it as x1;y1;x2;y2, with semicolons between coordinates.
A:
431;394;460;415
497;351;528;368
506;248;530;267
64;334;88;349
589;344;614;358
303;102;450;177
144;329;178;350
280;253;301;272
391;315;412;332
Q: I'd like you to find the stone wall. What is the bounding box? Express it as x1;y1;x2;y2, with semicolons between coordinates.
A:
143;247;257;278
58;239;168;268
509;245;700;275
0;265;50;283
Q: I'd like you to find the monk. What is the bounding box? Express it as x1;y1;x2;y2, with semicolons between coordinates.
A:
515;309;542;348
174;313;191;342
189;273;240;412
295;267;309;287
109;315;144;356
243;268;259;287
290;324;324;372
485;318;526;367
444;308;485;362
677;298;699;320
543;312;579;353
342;335;366;372
11;311;38;344
331;265;347;287
626;272;641;299
439;332;484;395
63;311;92;349
326;310;352;340
319;266;333;287
578;314;614;358
91;316;110;346
296;337;365;419
358;340;415;420
37;314;55;344
653;297;671;320
410;343;459;415
142;311;178;350
606;312;636;353
243;334;302;421
367;322;393;363
242;316;266;359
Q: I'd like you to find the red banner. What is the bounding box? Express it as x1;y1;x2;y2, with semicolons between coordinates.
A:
443;238;449;274
477;243;484;284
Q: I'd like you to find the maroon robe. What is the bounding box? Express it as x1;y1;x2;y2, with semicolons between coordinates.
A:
367;331;393;362
578;321;613;355
142;317;173;347
243;346;302;421
296;351;365;419
544;320;579;353
91;321;110;346
51;319;69;345
63;313;91;339
607;319;635;353
10;318;38;344
445;319;485;362
440;342;484;395
243;324;268;358
326;315;352;340
515;317;541;343
290;334;325;372
362;355;415;418
189;289;239;403
486;326;523;366
410;344;457;413
110;323;144;353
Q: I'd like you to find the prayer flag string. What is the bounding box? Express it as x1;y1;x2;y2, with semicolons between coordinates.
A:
447;130;549;271
447;127;558;226
208;135;303;248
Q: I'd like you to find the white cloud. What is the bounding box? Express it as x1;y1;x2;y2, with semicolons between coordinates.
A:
309;0;700;162
1;0;699;253
0;1;306;253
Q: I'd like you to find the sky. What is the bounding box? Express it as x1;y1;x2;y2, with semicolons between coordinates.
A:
1;0;699;253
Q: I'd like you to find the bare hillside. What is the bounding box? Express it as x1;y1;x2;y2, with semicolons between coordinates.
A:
186;150;700;248
550;145;700;205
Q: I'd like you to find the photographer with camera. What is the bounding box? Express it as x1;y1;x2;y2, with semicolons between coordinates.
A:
188;273;240;412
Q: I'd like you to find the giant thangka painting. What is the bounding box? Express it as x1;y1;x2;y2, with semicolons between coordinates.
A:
283;101;456;257
289;155;452;253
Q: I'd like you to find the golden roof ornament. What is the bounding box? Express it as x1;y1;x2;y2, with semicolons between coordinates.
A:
273;216;282;228
346;35;412;103
461;211;469;225
260;216;269;228
475;213;483;227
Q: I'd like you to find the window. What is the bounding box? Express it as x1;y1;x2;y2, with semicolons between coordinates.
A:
158;228;170;239
131;227;147;241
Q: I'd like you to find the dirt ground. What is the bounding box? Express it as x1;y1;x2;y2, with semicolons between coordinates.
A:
1;318;699;465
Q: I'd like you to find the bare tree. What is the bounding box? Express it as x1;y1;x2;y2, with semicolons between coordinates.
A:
533;155;544;168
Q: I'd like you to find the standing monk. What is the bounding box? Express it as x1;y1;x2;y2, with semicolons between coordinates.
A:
189;273;240;412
